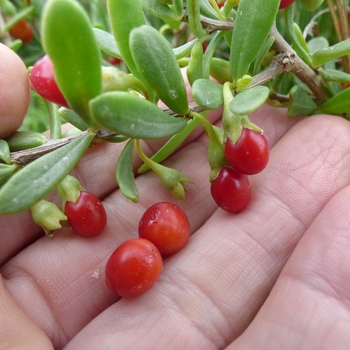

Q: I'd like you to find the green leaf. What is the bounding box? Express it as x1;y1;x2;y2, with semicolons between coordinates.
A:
58;107;88;131
90;91;187;139
253;35;275;75
107;0;147;84
230;86;270;115
172;0;184;18
173;39;197;59
311;39;350;68
186;0;205;38
210;58;231;84
283;5;312;67
230;0;279;82
192;79;224;110
116;139;139;203
141;0;183;20
41;0;102;129
307;37;329;54
288;85;317;117
0;132;94;214
199;0;220;19
130;25;189;115
0;140;12;165
318;88;350;114
321;69;350;84
186;40;204;86
300;0;324;11
5;131;48;151
93;28;121;58
202;31;224;79
0;163;19;187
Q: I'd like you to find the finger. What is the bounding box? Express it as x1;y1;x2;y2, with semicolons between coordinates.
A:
3;114;350;349
227;185;350;350
64;114;350;349
0;274;53;350
0;44;30;139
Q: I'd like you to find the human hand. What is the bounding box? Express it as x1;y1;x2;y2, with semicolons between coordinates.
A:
1;43;350;350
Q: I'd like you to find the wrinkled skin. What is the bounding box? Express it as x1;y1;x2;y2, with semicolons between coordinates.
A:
1;44;350;350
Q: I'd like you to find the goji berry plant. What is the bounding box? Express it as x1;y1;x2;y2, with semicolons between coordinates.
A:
0;0;350;235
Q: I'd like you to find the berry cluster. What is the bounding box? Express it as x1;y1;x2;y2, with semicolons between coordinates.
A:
105;202;190;298
210;128;269;213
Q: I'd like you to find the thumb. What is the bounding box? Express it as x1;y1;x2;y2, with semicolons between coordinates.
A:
0;275;53;350
0;44;30;139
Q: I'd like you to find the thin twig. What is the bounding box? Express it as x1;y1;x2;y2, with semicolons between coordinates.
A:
10;102;206;167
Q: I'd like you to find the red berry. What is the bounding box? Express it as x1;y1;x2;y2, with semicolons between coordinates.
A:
210;166;251;213
225;128;269;175
65;191;107;237
279;0;295;9
105;238;163;298
138;202;190;256
29;55;69;108
9;19;33;44
216;0;225;8
106;56;122;65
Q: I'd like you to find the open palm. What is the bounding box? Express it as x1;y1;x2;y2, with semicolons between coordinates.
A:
1;43;350;350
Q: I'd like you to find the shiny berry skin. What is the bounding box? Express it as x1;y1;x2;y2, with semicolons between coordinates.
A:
225;128;269;175
105;238;163;298
279;0;295;9
216;0;224;8
29;55;69;108
9;19;33;43
138;202;190;256
210;166;251;213
106;56;122;65
65;191;107;237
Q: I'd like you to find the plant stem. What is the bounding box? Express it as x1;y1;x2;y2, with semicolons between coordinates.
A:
10;102;206;167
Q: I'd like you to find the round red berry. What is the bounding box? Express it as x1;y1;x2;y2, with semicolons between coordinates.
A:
105;238;163;298
65;191;107;237
225;128;269;175
279;0;295;9
138;202;190;256
210;166;251;213
9;19;33;44
29;55;69;108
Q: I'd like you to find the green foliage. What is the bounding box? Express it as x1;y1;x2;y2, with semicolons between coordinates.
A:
1;0;350;216
0;132;94;214
41;0;102;129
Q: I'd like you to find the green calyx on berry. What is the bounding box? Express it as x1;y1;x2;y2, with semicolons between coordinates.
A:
300;0;324;12
222;83;264;144
57;174;84;209
222;82;242;144
135;139;194;200
31;199;68;237
189;111;226;182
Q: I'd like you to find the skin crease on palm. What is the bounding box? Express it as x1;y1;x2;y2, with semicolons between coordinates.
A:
1;44;350;350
